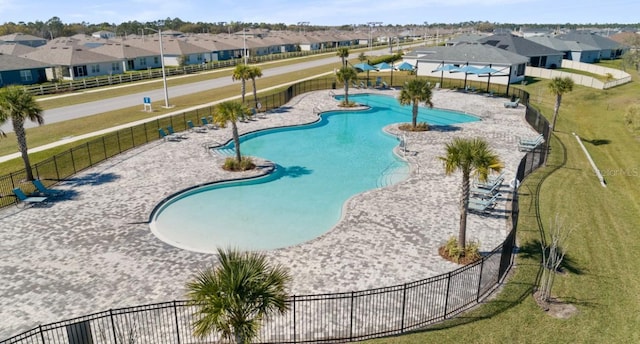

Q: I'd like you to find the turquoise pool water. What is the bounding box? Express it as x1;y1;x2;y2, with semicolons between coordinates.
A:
150;94;479;252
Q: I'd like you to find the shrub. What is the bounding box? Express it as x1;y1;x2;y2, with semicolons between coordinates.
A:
440;237;481;264
624;105;640;133
223;157;255;171
398;122;429;132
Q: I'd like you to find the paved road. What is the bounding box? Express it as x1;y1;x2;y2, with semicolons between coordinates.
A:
0;53;389;133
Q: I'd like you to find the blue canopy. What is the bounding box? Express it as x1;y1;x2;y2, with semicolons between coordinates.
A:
451;65;483;74
396;61;415;71
474;66;501;75
432;64;458;72
374;62;392;70
354;63;376;71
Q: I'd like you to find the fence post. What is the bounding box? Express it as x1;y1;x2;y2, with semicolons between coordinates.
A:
109;309;118;344
144;123;149;143
400;283;407;332
39;324;46;343
53;156;60;181
116;131;122;153
173;301;181;344
443;271;452;320
87;142;93;166
476;258;485;302
292;295;296;344
349;291;355;342
102;137;108;160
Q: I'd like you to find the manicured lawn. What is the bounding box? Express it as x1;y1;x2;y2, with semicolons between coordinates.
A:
364;62;640;343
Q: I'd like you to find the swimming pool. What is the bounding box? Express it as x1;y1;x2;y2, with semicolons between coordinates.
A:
150;94;479;253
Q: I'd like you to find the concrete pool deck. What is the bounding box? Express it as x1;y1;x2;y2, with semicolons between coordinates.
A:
0;88;537;338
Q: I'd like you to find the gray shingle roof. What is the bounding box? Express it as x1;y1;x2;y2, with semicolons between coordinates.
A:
409;43;529;65
478;33;563;57
0;54;51;71
557;31;624;50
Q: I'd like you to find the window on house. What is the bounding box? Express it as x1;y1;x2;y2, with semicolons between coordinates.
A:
516;64;525;76
112;62;120;71
139;58;147;66
20;70;33;82
153;57;159;65
91;65;100;73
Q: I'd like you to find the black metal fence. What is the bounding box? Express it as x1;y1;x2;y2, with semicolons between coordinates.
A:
1;78;549;344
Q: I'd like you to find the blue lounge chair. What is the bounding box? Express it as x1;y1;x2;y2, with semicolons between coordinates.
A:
474;171;505;189
187;120;207;133
32;179;64;197
158;128;180;142
471;180;502;199
504;98;520;108
167;125;188;139
468;193;501;213
518;134;544;151
201;117;218;130
13;188;48;208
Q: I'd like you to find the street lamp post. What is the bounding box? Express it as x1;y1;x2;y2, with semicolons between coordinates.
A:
367;22;382;50
145;21;170;108
243;27;248;64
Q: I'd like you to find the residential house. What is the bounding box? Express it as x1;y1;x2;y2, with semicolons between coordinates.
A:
0;54;50;86
526;35;601;63
404;43;529;85
0;33;47;47
478;33;563;68
556;31;627;60
131;35;211;66
90;41;158;72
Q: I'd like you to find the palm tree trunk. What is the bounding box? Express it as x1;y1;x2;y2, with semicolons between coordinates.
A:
551;94;562;131
251;77;259;108
458;173;470;252
241;80;246;104
412;102;418;127
232;122;242;163
344;82;349;104
12;117;34;181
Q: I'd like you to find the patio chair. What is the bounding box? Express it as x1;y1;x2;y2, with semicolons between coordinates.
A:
158;128;180;142
352;81;359;89
474;171;505;189
518;134;544;151
504;98;520;108
360;81;366;89
32;179;64;197
201;117;218;130
471;179;502;199
13;188;48;208
468;193;501;214
381;82;389;89
167;126;188;139
187;120;207;133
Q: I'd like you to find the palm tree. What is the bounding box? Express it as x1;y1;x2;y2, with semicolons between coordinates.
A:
213;101;246;163
247;66;263;109
439;138;502;252
548;76;575;131
335;66;358;106
0;86;44;181
186;248;291;344
336;47;350;67
232;64;251;104
398;79;433;129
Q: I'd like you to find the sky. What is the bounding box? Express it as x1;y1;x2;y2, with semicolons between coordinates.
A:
1;0;639;27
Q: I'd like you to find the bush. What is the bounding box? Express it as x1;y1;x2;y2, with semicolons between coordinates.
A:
223;157;255;171
439;237;481;264
624;105;640;133
398;122;429;131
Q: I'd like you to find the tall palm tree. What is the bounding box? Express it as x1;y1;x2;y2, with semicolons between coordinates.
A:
232;64;251;104
336;47;350;67
186;248;291;344
0;86;44;181
548;76;575;131
439;138;502;252
247;66;263;109
398;79;433;128
335;66;358;105
213;101;246;163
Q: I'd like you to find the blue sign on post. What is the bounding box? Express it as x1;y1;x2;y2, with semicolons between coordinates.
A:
143;97;152;112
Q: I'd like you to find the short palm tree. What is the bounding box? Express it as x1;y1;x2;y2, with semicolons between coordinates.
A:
439;138;502;252
213;101;246;163
336;47;350;67
398;78;433;129
0;86;44;181
335;66;358;106
247;66;263;109
186;248;291;344
548;76;575;131
232;64;252;104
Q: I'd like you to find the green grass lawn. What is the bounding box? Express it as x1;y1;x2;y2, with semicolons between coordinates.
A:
364;62;640;343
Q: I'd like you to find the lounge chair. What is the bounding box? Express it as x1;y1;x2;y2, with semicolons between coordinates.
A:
471;179;502;198
474;171;505;189
360;81;366;89
158;128;180;142
187;120;207;133
352;81;359;89
381;81;389;89
32;179;64;197
201;117;218;130
504;98;520;108
167;126;188;139
518;134;544;151
13;188;48;208
468;193;501;213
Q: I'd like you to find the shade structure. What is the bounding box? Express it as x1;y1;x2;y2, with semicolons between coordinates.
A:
353;63;377;71
474;66;500;75
396;61;415;71
374;62;392;71
432;64;459;72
